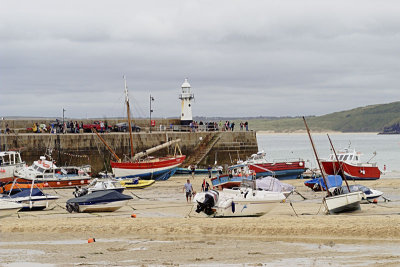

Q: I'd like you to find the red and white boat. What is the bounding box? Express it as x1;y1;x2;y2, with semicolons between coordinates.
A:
242;151;307;180
14;156;91;188
0;151;25;184
106;77;186;181
320;148;381;180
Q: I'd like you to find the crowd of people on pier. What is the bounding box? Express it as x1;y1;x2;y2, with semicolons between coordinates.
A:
187;120;249;132
31;120;85;134
26;120;249;134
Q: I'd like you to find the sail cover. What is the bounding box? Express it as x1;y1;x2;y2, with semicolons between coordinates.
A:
256;176;295;193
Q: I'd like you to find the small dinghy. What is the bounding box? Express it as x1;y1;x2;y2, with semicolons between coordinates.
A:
119;178;155;189
66;190;133;213
0;199;23;218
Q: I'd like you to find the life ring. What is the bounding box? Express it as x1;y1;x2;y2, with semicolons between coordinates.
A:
43;163;50;168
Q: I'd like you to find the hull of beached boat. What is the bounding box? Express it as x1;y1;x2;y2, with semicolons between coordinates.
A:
111;156;186;181
77;200;130;212
321;161;380;180
0;200;23;218
2;196;59;211
193;189;286;217
119;179;155;189
66;190;133;213
213;200;280;217
15;177;91;188
175;168;220;175
323;191;363;214
248;161;307;180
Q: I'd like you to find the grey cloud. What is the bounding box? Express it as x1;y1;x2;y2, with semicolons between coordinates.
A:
1;0;400;118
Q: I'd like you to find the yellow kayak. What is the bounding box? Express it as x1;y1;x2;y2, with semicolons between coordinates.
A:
119;179;155;189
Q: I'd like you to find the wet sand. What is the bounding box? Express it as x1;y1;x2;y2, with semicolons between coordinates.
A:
1;175;400;266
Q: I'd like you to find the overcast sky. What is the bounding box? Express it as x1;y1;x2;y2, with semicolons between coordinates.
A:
1;0;400;119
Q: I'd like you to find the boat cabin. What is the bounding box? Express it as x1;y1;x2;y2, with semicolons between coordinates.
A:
327;148;362;164
0;151;23;167
245;151;267;164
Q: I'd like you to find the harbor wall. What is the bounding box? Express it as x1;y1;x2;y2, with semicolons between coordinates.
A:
0;131;258;174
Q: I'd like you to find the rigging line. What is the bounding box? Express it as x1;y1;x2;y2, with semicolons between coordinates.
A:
289;201;298;217
186;203;195;218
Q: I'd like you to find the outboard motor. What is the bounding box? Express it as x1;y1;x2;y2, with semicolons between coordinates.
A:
195;190;219;215
73;186;88;198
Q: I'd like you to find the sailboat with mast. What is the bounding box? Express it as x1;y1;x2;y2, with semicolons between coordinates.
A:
303;117;363;214
104;76;186;180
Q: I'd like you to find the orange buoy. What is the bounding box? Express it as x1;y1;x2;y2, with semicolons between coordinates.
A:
131;214;137;218
373;199;378;204
88;238;96;243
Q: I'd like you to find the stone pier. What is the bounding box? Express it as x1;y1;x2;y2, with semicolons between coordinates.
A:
0;131;258;174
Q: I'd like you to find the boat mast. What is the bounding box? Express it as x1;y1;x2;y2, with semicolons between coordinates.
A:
124;76;135;160
302;117;331;197
327;134;351;192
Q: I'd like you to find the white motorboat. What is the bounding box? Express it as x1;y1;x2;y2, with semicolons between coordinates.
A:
1;179;59;211
73;178;125;197
0;199;23;218
66;190;133;213
14;156;91;188
1;187;59;211
193;180;286;217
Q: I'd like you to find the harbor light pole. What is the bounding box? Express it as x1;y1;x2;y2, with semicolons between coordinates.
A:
150;94;154;133
62;108;66;134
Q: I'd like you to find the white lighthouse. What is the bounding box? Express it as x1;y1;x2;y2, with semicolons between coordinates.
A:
179;78;194;125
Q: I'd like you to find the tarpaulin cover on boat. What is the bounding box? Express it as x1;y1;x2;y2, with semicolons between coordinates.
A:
66;190;132;204
305;175;342;190
10;188;45;198
256;176;295;192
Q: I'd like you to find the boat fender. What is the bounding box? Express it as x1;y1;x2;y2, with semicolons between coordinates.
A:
231;202;235;213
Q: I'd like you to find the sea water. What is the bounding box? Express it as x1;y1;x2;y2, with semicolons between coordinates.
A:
257;133;400;175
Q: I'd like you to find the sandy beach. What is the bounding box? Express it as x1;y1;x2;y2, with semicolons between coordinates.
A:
1;175;400;266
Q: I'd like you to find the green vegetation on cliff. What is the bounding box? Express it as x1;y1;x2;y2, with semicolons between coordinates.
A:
249;101;400;132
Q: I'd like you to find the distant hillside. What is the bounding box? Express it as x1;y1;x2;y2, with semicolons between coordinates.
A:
248;101;400;132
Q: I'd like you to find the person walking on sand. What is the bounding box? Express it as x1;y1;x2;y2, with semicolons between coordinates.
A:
190;165;196;179
183;179;193;203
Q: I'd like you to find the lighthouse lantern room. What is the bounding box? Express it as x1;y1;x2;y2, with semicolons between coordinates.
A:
179;78;194;125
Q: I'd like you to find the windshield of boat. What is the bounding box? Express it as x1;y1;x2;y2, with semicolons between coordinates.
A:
33;165;46;173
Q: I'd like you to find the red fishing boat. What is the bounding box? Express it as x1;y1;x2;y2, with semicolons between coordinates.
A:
320;148;381;180
106;77;186;181
242;151;306;180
